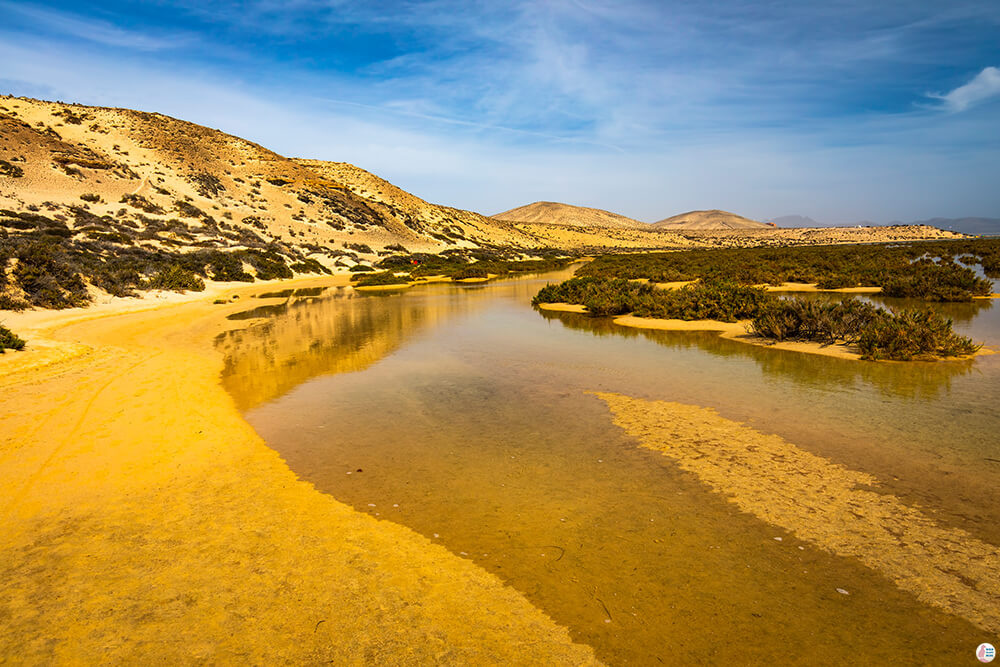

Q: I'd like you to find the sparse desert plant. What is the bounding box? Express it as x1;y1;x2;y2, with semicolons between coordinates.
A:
0;324;26;353
288;258;330;275
174;200;204;218
0;160;24;178
344;242;374;254
119;194;164;214
80;193;102;203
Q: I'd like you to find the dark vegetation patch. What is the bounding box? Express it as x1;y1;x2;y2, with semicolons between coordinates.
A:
11;239;91;308
288;258;331;275
577;239;998;301
0;324;25;353
452;266;490;280
376;250;573;281
120;193;164;214
534;277;769;319
0;160;24;178
0;226;330;307
533;277;981;360
52;149;113;170
190;172;225;198
174;200;205;218
351;271;411;287
344;242;374;254
750;298;979;361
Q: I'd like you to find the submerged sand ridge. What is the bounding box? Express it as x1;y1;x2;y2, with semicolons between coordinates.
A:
593;391;1000;634
0;284;600;664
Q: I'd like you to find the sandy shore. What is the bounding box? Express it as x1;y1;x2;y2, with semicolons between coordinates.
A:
0;279;599;664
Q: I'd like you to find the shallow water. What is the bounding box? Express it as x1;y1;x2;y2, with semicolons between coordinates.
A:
216;271;1000;664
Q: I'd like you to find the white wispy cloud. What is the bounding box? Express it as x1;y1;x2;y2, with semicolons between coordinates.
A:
0;1;192;51
928;66;1000;112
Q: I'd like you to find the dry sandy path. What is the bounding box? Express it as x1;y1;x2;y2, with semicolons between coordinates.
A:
0;282;599;665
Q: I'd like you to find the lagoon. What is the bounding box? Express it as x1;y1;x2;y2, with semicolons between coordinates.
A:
217;269;1000;664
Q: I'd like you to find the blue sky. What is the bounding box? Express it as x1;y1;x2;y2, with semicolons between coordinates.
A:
1;0;998;223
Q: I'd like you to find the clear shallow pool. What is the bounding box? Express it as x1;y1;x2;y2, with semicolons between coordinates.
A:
216;272;999;664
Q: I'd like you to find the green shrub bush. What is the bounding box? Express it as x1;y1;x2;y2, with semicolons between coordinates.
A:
13;240;91;308
147;265;206;292
534;277;770;320
749;297;979;360
880;259;990;301
856;309;980;360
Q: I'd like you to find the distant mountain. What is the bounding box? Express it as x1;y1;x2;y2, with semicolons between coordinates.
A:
767;215;819;227
905;218;1000;237
652;209;768;230
493;201;645;229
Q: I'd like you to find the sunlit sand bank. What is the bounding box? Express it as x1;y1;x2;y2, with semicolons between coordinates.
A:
592;391;1000;634
0;278;599;664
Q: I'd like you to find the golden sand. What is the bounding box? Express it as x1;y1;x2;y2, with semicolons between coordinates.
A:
0;280;599;665
592;392;1000;634
537;302;588;314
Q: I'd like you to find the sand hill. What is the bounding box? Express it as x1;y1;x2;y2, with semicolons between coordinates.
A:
495;201;646;229
653;210;769;230
0;96;543;271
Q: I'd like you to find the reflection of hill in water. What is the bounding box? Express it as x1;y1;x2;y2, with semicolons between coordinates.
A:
536;309;976;401
215;274;566;412
216;287;479;411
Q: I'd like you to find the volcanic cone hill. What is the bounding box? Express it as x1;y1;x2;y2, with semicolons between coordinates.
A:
494;201;646;229
652;209;769;230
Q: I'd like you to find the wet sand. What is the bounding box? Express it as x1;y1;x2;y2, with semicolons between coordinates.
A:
0;278;599;664
593;392;1000;634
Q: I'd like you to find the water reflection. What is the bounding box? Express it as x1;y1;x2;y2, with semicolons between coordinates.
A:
217;288;474;410
217;273;576;411
536;308;976;400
